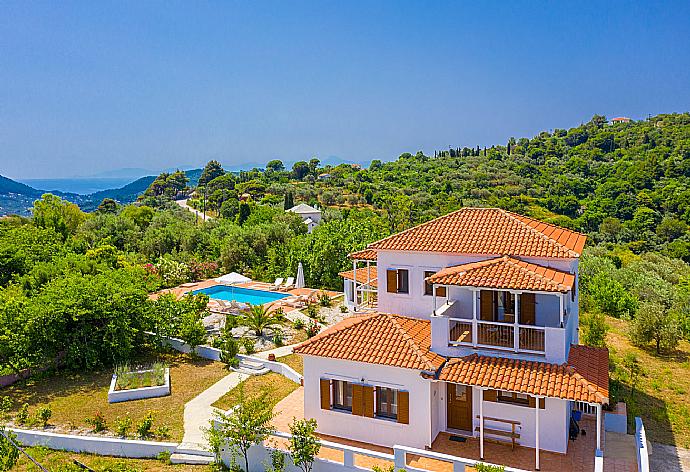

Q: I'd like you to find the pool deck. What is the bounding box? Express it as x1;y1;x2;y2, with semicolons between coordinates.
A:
150;278;341;312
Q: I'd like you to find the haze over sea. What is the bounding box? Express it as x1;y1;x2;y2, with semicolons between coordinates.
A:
19;178;134;195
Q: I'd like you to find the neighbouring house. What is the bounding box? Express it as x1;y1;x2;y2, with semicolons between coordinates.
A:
287;203;322;233
610;116;631;124
294;207;608;470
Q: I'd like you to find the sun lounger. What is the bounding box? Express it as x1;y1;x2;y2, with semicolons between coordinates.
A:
282;277;295;290
271;278;284;290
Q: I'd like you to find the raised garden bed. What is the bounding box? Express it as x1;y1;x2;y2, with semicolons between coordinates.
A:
108;363;170;403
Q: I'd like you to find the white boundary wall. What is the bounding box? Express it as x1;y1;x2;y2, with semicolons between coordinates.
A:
635;417;650;472
9;428;178;458
221;431;530;472
153;333;303;384
107;368;170;403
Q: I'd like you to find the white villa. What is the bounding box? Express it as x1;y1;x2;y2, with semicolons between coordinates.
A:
287;203;322;233
294;208;609;470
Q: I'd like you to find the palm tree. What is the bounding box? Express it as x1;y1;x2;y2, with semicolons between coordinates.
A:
241;304;285;337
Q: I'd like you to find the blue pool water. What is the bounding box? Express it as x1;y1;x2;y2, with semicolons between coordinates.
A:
192;285;289;305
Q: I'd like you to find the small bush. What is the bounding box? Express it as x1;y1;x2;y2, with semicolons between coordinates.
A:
292;319;304;330
114;416;132;438
474;464;505;472
15;403;29;425
240;337;256;355
305;321;320;338
157;450;172;464
137;412;155;439
339;305;348;313
305;303;320;319
0;397;13;420
318;292;332;307
272;330;285;347
155;424;171;439
35;405;52;427
85;411;108;432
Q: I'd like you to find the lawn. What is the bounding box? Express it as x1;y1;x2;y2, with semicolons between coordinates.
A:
13;446;207;472
602;315;690;447
211;354;302;411
1;351;229;441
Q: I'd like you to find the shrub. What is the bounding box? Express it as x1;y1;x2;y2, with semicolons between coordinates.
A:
272;330;285;347
85;411;108;432
155;424;171;439
157;450;172;464
35;405;52;427
241;337;256;355
581;312;608;347
266;449;286;472
137;412;155;439
305;303;319;319
305;321;320;338
292;319;304;330
318;292;331;307
218;329;240;368
628;302;682;353
474;464;505;472
114;416;132;438
0;397;13;420
339;305;348;313
15;404;29;425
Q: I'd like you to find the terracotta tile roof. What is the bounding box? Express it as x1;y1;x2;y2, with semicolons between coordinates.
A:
426;256;574;293
338;266;378;288
293;313;445;372
438;346;609;403
348;248;378;261
364;208;586;258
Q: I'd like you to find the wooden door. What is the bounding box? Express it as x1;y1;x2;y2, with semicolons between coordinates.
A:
480;290;494;321
520;293;536;325
447;383;473;431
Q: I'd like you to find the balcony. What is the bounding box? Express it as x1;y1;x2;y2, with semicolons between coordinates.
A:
449;318;546;353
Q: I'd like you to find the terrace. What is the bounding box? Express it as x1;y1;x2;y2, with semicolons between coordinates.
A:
270;388;633;472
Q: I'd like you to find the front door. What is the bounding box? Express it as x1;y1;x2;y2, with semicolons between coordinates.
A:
447;383;473;431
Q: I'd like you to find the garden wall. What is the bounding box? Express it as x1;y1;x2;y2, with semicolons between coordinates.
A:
9;428;178;459
151;333;303;384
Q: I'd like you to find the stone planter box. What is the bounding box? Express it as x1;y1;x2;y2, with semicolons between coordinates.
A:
108;368;170;403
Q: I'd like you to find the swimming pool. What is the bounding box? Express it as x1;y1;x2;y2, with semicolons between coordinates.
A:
192;285;289;305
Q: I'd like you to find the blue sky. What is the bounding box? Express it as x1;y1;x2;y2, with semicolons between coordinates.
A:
2;1;690;179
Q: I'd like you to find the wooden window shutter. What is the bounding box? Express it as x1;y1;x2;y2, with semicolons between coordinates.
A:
520;293;536;325
397;391;410;424
483;389;497;402
480;290;493;321
352;384;364;416
320;379;331;410
386;269;398;293
528;396;546;409
363;386;375;418
435;286;447;297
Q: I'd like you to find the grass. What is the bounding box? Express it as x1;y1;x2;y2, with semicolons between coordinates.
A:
602;314;690;447
211;354;303;411
1;351;228;441
114;362;166;390
12;446;207;471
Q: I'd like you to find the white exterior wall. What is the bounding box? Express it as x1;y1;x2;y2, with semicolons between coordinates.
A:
303;355;435;449
376;250;577;320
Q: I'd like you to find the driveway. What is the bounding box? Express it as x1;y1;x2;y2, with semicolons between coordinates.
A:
176;198;213;221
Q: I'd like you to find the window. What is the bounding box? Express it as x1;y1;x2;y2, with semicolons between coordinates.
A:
497;390;530;406
397;269;409;294
424;271;435;296
386;269;409;294
376;386;398;420
332;380;353;412
497;291;516;317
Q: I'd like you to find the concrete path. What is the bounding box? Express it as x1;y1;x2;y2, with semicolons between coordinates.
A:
180;370;247;451
650;442;690;472
253;343;300;360
175;198;213;222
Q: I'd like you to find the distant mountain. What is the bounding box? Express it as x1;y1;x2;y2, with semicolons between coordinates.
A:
0;175;42;197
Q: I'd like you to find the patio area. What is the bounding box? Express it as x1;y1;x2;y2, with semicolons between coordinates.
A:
270;387;636;472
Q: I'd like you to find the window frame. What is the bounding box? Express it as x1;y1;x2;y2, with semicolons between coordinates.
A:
396;268;409;294
423;271;435;296
331;379;354;412
497;390;530;406
375;386;399;420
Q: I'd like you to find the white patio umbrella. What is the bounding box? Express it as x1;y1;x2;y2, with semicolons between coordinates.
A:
296;262;305;289
215;272;252;285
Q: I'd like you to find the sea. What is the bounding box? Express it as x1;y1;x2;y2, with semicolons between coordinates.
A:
19;178;133;195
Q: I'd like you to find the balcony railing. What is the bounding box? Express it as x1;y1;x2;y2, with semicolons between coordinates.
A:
448;318;546;353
